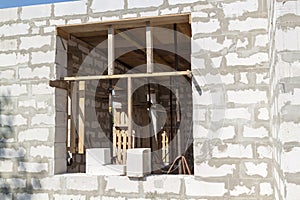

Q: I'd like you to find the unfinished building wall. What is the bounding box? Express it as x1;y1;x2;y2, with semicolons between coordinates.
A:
0;0;296;199
270;1;300;200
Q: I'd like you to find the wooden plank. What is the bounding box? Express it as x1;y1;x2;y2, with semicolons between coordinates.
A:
117;130;122;164
122;130;127;165
70;82;77;153
108;25;115;75
146;21;153;73
56;14;190;39
113;128;117;159
127;77;132;149
63;70;191;81
49;80;69;90
78;81;85;154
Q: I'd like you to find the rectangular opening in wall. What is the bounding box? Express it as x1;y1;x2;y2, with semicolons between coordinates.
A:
53;14;193;175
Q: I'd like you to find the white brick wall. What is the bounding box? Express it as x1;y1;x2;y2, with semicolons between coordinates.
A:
212;144;253;158
0;160;13;172
105;176;139;193
31;51;55;64
221;0;258;18
0;23;30;37
19;66;51;79
244;162;268;178
226;52;268;66
243;126;269;138
66;174;98;191
195;162;235;177
0;39;18;51
229;18;268;32
30;145;54;158
143;176;182;194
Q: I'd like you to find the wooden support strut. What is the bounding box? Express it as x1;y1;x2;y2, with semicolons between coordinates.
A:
63;70;191;81
78;81;85;154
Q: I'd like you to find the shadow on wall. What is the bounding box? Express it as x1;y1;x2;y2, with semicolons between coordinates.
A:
0;95;33;199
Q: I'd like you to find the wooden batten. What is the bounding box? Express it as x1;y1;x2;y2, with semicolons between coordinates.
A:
146;21;153;73
78;81;85;154
70;82;77;153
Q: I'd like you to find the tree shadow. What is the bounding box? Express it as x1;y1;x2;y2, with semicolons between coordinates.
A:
0;95;32;199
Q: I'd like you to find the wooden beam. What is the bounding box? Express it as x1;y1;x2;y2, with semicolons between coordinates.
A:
49;80;69;90
70;82;77;154
63;70;191;81
108;25;115;75
127;77;132;149
78;81;85;154
56;14;190;39
146;21;153;73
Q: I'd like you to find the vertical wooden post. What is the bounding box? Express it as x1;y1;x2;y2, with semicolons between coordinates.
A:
78;81;85;154
108;25;115;75
70;81;77;153
108;25;115;158
127;77;132;149
146;21;153;73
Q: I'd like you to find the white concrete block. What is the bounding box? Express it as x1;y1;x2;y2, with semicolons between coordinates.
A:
50;19;66;26
16;193;49;200
212;144;253;158
185;177;227;196
102;16;120;21
0;160;13;172
169;0;201;5
226;52;268;66
44;26;56;33
0;39;18;51
193;108;206;121
31;114;55;126
0;148;26;158
32;83;53;95
191;56;205;69
195;162;235;177
128;0;163;8
53;194;86;200
230;184;255;196
222;0;258;18
211;57;222;68
0;84;27;96
21;4;51;20
212;108;251;121
126;148;151;177
260;182;273;196
122;13;137;19
31;51;55;64
160;7;179;15
87;164;126;176
0;23;30;37
286;183;300;200
67;19;82;25
243;126;268;138
191;19;220;35
227;89;267;104
0;53;17;67
244;162;268;177
255;34;268;47
240;72;248;84
86;148;111;166
282;147;300;173
193;38;232;52
256;73;269;84
30;145;54;158
229;18;267;32
54;0;87;16
18;162;48;173
18;128;49;142
19;66;51;79
140;10;159;17
105;176;139;193
6;178;26;189
143;175;182;194
257;145;272;159
32;176;61;190
217;126;235;140
258;108;269;120
16;53;29;64
20;35;52;50
193;124;208;138
0;69;15;80
91;0;124;12
279;122;300;142
0;7;18;22
66;174;98;191
0;114;27;126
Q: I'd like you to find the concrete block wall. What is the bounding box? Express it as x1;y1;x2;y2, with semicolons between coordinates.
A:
269;1;300;200
0;0;298;199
